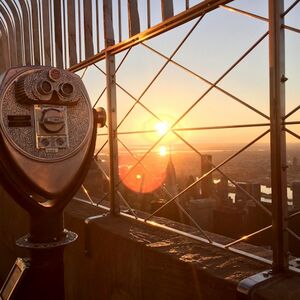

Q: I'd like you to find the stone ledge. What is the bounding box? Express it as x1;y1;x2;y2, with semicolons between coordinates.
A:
64;200;268;300
0;187;283;300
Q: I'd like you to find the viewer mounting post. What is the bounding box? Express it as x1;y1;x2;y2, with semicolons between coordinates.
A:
269;0;289;273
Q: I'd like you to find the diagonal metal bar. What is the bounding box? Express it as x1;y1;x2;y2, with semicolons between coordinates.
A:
95;65;161;128
287;227;300;243
173;123;271;131
115;33;269;198
94;139;108;158
282;0;300;17
145;129;270;221
105;123;270;137
73;196;274;268
113;81;269;211
93;158;138;218
94;63;106;75
172;200;213;243
80;67;88;79
173;130;272;216
116;16;205;129
116;190;139;219
286;209;300;220
90;49;131;79
284;24;300;34
284;104;300;120
284;121;300;126
171;31;269;129
114;48;132;75
114;125;272;218
141;42;270;120
224;225;272;248
91;33;269;137
117;136;213;242
81;185;96;205
284;128;300;141
116;132;167;187
221;4;300;34
221;5;268;22
91;158;110;205
93;87;107;108
115;81;165;123
106;129;156;136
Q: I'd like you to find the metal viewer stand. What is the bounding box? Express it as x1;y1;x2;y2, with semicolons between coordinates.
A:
0;66;106;300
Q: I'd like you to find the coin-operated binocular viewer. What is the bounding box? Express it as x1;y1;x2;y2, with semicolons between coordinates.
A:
0;67;106;300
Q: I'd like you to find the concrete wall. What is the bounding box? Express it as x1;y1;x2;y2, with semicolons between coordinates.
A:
0;187;269;300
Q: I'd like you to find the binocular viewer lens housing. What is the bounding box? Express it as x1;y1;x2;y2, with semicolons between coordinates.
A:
15;68;78;106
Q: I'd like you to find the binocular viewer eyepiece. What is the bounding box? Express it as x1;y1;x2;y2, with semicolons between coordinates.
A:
15;68;79;106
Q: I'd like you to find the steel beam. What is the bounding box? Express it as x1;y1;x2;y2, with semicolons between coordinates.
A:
268;0;288;272
84;0;94;59
54;0;63;68
6;1;24;65
69;0;234;72
41;0;51;65
161;0;174;20
68;0;77;67
128;0;140;37
104;0;120;215
19;0;32;65
0;4;17;67
31;0;41;65
0;23;9;72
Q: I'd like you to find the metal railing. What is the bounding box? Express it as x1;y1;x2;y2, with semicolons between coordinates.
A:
1;0;300;274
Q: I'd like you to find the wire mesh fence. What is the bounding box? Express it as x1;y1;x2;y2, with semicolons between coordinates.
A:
69;0;300;273
1;0;300;273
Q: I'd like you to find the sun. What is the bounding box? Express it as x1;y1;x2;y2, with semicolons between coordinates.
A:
159;145;168;156
155;121;169;135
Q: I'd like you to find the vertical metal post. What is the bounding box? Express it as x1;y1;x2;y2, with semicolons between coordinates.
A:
54;0;63;68
104;0;120;215
42;0;52;66
19;1;32;65
106;53;120;215
269;0;288;273
68;0;77;67
31;0;41;65
0;22;10;72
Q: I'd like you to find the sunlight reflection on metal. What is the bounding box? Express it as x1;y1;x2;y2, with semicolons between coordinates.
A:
81;185;95;205
73;197;274;267
224;225;272;248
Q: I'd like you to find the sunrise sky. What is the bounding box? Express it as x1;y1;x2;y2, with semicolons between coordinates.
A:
78;0;300;149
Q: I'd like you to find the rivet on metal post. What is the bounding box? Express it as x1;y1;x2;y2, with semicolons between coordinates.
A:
280;74;288;82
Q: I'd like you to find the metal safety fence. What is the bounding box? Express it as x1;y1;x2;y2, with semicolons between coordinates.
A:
1;0;300;274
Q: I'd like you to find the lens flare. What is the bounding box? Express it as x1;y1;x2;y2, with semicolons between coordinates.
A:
155;121;169;135
119;157;167;193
